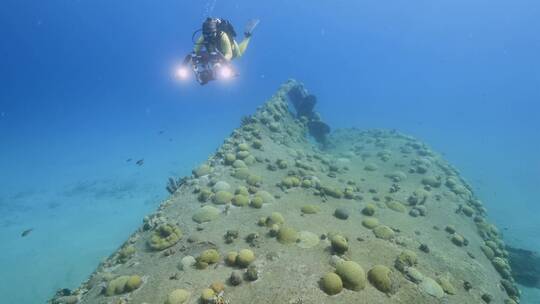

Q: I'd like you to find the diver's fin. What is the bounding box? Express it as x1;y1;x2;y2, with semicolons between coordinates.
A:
244;19;260;37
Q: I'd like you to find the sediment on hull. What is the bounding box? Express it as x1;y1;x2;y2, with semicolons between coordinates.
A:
50;80;520;304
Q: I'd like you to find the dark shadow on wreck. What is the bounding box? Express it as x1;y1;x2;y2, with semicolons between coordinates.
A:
286;84;331;147
507;245;540;289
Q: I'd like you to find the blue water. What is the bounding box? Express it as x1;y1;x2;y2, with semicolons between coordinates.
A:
1;0;539;303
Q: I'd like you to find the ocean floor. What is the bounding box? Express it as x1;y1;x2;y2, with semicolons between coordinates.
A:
46;80;524;304
0;125;223;303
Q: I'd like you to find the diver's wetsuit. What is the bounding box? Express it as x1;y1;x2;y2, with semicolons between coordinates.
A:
193;33;251;61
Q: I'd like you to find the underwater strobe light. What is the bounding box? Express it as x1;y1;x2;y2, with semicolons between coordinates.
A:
217;65;235;80
176;66;190;80
219;65;232;79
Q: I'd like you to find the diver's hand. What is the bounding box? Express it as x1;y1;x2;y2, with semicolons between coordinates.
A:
182;53;193;65
244;19;259;38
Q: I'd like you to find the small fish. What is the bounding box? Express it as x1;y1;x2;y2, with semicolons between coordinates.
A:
136;159;144;166
126;158;132;162
159;130;165;135
21;228;33;237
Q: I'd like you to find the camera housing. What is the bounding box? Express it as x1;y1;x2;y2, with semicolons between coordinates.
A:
186;51;237;85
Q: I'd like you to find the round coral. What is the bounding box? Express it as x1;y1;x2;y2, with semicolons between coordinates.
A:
321;272;343;295
236;249;255;267
336;261;366;291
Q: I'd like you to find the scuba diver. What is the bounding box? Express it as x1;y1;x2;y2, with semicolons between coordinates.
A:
179;18;259;85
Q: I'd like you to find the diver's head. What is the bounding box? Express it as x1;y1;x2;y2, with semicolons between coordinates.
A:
202;17;220;41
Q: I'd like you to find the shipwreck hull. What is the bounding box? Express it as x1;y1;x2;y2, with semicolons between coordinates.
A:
50;80;519;304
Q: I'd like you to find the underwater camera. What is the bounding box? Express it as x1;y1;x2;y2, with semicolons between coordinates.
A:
177;51;237;85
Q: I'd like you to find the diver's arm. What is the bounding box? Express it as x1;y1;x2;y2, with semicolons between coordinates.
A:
236;36;251;58
193;36;204;53
234;19;257;57
220;33;234;61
